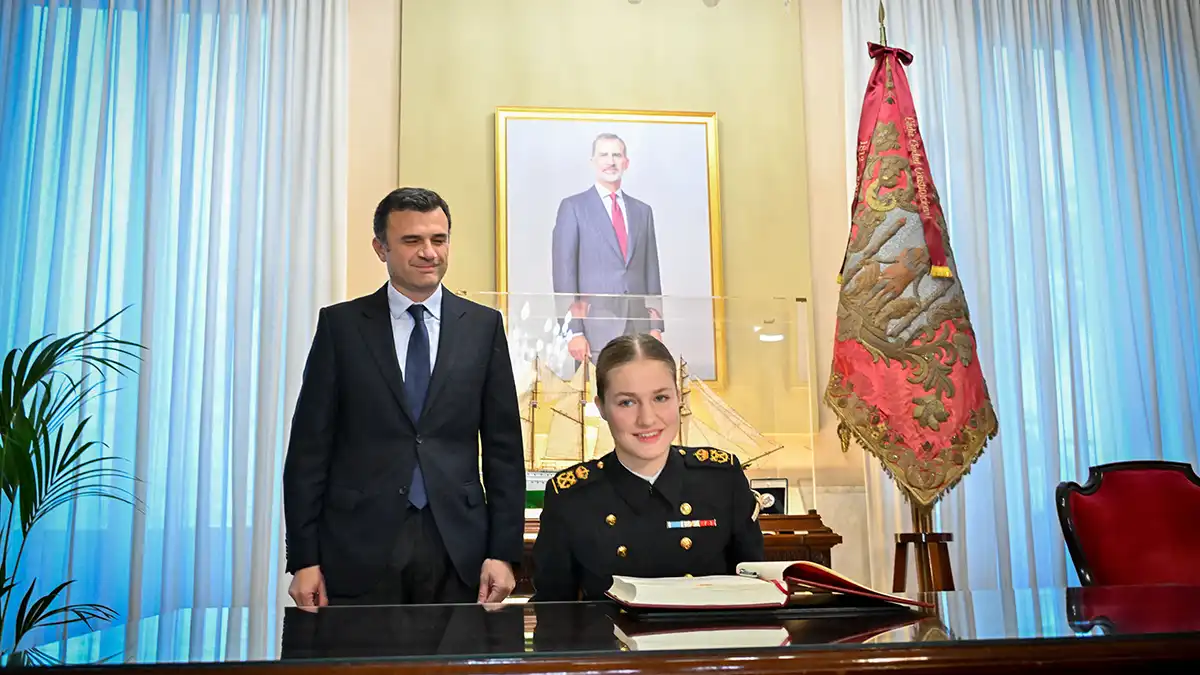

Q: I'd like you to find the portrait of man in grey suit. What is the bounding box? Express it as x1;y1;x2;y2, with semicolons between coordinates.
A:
551;133;664;363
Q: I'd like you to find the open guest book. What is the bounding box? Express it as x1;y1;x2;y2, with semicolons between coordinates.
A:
605;560;934;611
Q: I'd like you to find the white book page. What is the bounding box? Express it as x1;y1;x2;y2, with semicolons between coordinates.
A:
607;575;787;608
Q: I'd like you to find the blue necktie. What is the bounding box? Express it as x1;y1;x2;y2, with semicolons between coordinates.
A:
405;304;430;509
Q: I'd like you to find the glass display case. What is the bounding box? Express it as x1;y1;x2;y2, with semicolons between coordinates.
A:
454;291;821;516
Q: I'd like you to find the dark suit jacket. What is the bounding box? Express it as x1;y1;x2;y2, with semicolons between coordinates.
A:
283;284;525;597
551;187;664;358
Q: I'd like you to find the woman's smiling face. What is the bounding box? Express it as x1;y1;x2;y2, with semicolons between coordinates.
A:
596;357;679;465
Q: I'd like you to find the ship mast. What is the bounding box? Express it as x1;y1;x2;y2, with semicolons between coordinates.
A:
579;358;590;461
677;356;691;445
527;355;540;471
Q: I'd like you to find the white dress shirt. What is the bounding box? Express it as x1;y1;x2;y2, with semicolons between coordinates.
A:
387;282;442;377
595;183;629;240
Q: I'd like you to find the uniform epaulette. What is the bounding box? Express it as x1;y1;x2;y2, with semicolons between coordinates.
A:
550;459;605;494
678;445;741;468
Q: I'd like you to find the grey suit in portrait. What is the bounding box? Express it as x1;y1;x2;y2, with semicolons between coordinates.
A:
550;187;664;360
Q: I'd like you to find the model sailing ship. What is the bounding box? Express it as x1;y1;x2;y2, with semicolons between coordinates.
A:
518;356;785;480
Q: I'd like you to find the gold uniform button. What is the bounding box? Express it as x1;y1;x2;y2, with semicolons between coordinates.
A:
605;514;617;526
617;545;628;557
680;503;692;516
680;537;692;550
678;449;685;455
597;460;604;468
684;573;693;578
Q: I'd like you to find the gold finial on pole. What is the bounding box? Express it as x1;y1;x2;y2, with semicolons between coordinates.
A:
878;0;888;46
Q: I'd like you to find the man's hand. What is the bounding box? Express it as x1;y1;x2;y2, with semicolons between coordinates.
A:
477;559;516;604
568;300;590;319
648;308;663;342
567;335;591;362
288;565;328;612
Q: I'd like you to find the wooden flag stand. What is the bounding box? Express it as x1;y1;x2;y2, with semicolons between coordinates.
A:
891;502;956;593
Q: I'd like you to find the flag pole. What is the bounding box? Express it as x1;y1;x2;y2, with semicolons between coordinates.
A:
831;0;993;594
909;502;933;591
878;0;887;47
910;501;932;534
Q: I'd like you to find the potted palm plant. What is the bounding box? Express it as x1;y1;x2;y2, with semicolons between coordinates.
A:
0;310;142;663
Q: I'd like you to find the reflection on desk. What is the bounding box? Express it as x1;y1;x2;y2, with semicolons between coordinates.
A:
526;601;940;653
18;584;1200;673
280;604;526;660
1066;584;1200;635
277;597;930;660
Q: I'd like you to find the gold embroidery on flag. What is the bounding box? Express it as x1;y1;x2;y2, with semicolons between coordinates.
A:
828;116;998;506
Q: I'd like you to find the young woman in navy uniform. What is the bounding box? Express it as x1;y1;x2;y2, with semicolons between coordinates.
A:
530;333;765;601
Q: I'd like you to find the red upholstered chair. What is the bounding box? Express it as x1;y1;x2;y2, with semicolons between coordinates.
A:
1056;461;1200;586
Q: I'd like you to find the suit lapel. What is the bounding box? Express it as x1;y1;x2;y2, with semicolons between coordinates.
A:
585;188;626;264
425;289;466;413
358;284;414;425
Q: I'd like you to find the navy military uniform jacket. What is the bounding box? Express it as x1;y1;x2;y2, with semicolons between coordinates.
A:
530;445;766;602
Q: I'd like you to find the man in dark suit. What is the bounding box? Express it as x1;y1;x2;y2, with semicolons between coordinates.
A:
551;133;664;363
283;187;524;607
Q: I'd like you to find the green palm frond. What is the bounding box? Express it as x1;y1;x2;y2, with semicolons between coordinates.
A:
0;308;144;655
14;580;119;635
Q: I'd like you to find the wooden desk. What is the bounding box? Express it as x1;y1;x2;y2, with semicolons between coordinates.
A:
32;585;1200;673
515;511;843;595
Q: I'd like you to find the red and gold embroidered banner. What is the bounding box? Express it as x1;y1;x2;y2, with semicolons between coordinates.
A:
826;43;998;507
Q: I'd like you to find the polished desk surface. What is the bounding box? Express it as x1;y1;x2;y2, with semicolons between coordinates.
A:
19;584;1200;673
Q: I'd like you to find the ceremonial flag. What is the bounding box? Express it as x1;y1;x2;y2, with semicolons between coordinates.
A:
825;44;998;507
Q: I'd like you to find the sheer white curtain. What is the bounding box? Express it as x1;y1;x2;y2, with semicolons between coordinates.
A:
0;0;347;660
842;0;1200;593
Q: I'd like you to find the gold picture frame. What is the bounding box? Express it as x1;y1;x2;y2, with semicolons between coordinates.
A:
494;106;727;385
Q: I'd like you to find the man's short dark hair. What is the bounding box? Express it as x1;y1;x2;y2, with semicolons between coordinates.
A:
591;133;627;157
372;187;452;242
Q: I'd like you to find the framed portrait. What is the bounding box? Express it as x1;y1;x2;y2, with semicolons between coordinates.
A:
495;106;726;383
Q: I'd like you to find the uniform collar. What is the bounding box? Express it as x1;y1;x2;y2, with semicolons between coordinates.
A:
603;448;684;514
618;454;664;484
